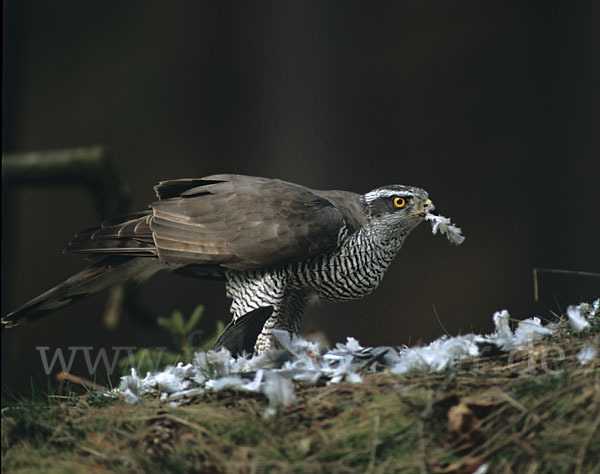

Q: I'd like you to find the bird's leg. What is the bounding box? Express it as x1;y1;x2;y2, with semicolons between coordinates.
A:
224;270;307;354
253;290;308;354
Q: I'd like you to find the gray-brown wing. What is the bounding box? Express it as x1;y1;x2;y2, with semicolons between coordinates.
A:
314;189;368;234
66;211;156;256
150;174;347;270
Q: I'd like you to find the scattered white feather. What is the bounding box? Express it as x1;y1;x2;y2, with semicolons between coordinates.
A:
262;371;297;408
513;317;554;347
241;370;264;391
491;310;514;349
324;354;363;384
342;337;362;352
391;335;480;375
154;371;188;393
115;300;599;411
473;463;490;474
425;213;465;245
206;375;245;391
487;311;553;350
193;348;234;377
345;372;364;383
154;364;193;393
118;368;144;404
577;342;598;365
567;305;590;331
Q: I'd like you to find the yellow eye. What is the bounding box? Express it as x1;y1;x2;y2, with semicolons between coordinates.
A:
393;197;406;208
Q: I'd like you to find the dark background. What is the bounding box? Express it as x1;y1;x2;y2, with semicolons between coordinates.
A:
2;1;599;394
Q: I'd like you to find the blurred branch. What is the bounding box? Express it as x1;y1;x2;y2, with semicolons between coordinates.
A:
56;371;108;394
1;146;146;329
2;145;130;217
533;268;600;302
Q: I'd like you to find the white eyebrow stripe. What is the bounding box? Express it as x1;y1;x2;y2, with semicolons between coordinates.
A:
364;189;414;202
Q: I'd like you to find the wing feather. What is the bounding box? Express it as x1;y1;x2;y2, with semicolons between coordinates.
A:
65;211;155;255
150;175;347;270
64;175;353;272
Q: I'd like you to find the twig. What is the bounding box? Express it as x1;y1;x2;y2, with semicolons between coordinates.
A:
432;303;452;337
416;418;428;474
366;414;381;474
2;146;130;217
533;268;600;302
575;411;600;474
476;411;550;460
160;413;214;436
56;372;108;393
470;379;591;459
103;283;125;330
77;445;109;459
583;333;600;353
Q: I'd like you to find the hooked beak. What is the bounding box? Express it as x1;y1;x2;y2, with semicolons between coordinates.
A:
410;198;438;218
424;199;439;216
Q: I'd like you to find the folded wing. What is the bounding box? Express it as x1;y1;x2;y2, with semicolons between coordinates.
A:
67;175;347;271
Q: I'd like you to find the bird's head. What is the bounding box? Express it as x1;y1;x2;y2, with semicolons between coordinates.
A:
363;185;435;237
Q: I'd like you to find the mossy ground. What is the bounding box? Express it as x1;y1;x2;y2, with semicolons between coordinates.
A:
2;315;599;473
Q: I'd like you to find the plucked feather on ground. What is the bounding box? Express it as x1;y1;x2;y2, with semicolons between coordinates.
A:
116;299;599;416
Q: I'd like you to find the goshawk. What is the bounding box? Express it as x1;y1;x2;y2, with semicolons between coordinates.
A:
3;174;439;353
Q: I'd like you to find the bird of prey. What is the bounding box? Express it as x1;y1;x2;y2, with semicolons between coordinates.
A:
2;174;438;354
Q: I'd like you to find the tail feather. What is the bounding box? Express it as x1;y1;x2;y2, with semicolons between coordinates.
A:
210;306;274;356
2;256;162;328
